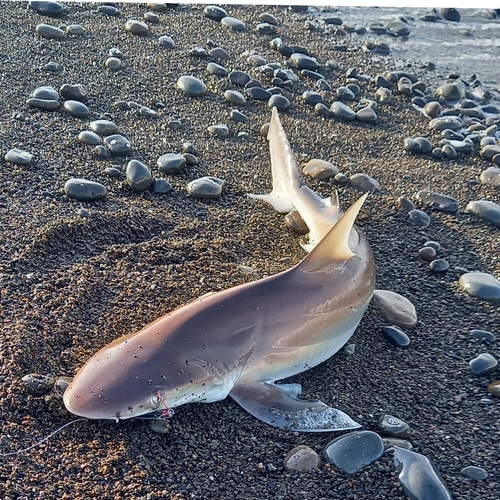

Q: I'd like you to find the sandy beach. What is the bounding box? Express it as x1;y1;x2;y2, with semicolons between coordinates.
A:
0;3;499;499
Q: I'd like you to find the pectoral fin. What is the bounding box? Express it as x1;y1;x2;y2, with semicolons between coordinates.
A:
230;382;360;432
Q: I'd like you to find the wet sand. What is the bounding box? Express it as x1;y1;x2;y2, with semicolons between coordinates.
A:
0;3;499;499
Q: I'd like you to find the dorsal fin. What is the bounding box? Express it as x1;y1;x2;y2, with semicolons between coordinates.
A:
299;193;368;272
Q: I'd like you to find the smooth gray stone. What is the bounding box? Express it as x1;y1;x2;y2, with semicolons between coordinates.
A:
424;101;442;117
392;448;453;500
404;139;422;153
187;176;225;198
408;209;431;228
429;259;449;273
66;24;84;36
356;107;378;123
246;87;271;101
224;90;246;106
44;61;59;71
95;145;111;158
470;329;496;342
444;140;472;154
417;190;459;212
139;107;158;118
104;134;131;156
229;70;250;86
126;160;152;191
143;11;160;23
27;98;60;110
303;90;323;105
247;54;266;67
176;75;207;96
104;167;121;177
125;20;149;35
480;167;500;187
314;103;331;117
330;101;355;121
429;116;464;131
459;272;500;301
466;200;500;227
386;20;410;36
207;62;227;76
285;209;309;235
22;373;56;397
336;86;355;100
414;137;433;153
221;16;245;31
109;47;123;58
157;153;187;173
469;353;498;375
260;12;278;25
64;178;107;200
399;197;416;211
63;100;89;118
257;22;276;34
209;47;231;60
33;85;59;101
230;109;248;123
440;7;461;22
382;326;411;349
289;53;319;70
283;445;321;472
208;124;229;137
480;145;500;161
98;5;120;15
203;5;227;21
36;24;65;39
29;1;65;16
323;431;384;473
461;466;488;480
153;178;172;194
375;87;392;103
302;159;338;179
436;81;466;101
350;173;380;192
90;119;118;136
378;415;412;438
442;144;458;159
268;94;290;112
183;153;198;165
158;35;175;49
4;148;32;166
60;83;88;101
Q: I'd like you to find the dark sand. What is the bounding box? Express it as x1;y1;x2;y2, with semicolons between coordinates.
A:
0;3;499;499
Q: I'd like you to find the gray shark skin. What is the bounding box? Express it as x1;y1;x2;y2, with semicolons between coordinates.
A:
63;110;376;432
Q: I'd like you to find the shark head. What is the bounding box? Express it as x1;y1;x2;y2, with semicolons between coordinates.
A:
63;322;242;421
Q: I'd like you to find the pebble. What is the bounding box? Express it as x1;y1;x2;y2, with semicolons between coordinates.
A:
470;329;495;341
283;445;321;472
126;160;153;191
392;448;453;500
21;373;55;397
479;167;500;187
418;246;437;261
221;17;245;31
429;116;464;131
302;159;338;180
268;94;290;112
289;53;319;71
209;47;230;60
64;178;107;201
314;103;330;118
386;20;410;37
461;466;488;480
44;61;59;71
104;167;121;177
230;110;248;123
466;200;500;227
303;91;323;105
323;431;384;474
257;23;276;35
350;173;380;192
284;210;309;235
342;343;356;356
208;124;229;137
125;20;149;35
157;153;187;173
152;178;172;195
66;24;85;36
480;144;500;161
63;100;89;118
207;62;227;76
187;177;225;199
78;208;90;218
27;97;60;111
336;86;355;101
383;438;413;450
98;5;120;16
144;12;160;23
424;101;442;118
330;101;355;121
176;76;207;97
183;153;198;165
36;23;65;39
246;87;271;101
260;12;278;25
229;70;251;87
378;415;412;438
375;87;392;103
429;259;449;273
459;272;500;301
372;290;417;328
4;148;33;166
95;145;111;159
222;90;247;107
158;36;175;49
33;85;59;101
28;1;65;16
440;8;461;22
469;353;498;376
442;144;458;159
106;57;122;70
90;119;118;136
60;83;88;101
399;197;416;211
436;81;466;101
487;380;500;397
382;325;411;349
408;209;431;228
417;190;459;212
203;5;227;21
356;107;378;124
425;241;441;251
103;134;131;156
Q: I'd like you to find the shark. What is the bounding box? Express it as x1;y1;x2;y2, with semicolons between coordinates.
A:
63;109;376;432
